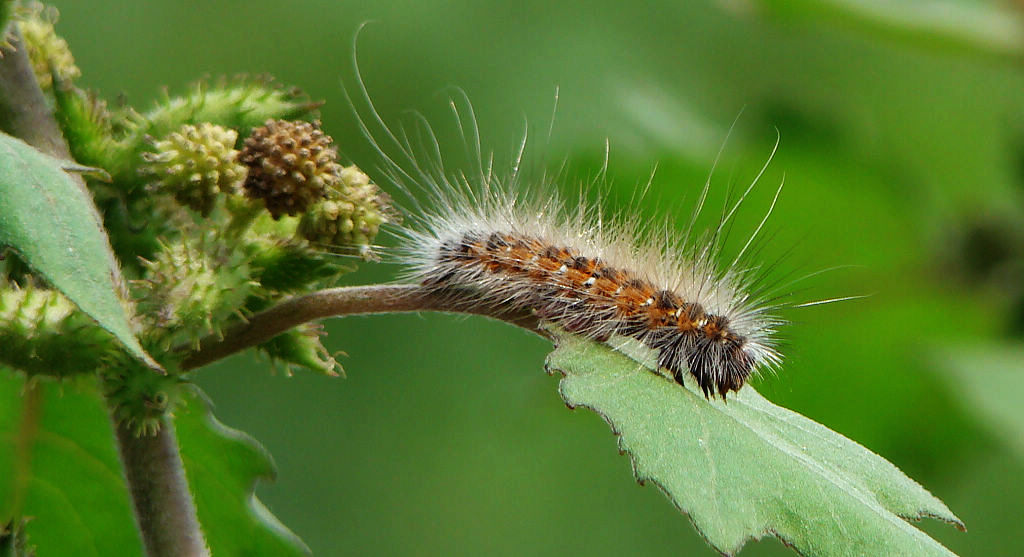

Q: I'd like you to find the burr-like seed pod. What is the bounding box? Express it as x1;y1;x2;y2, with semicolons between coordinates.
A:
239;119;341;218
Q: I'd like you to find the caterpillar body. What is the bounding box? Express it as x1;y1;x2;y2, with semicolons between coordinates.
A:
396;171;784;398
350;74;786;398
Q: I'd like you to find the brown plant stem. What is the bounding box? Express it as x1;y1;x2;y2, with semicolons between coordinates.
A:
114;419;209;557
0;27;69;158
181;284;543;371
0;22;205;557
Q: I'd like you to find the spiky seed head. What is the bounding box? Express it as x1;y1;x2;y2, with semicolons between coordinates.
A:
239;119;341;219
141;123;246;215
0;287;116;378
14;2;80;88
143;77;321;141
134;236;257;349
103;362;183;437
297;165;399;258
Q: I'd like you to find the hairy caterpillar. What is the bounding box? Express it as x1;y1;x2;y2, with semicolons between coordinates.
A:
348;72;790;398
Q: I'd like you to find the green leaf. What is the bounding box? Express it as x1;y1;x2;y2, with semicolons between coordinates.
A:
0;132;157;370
176;387;311;556
0;373;143;556
937;342;1024;460
546;329;964;556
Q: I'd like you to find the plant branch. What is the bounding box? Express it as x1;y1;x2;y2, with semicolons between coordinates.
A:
0;26;70;158
181;284;544;371
114;420;209;557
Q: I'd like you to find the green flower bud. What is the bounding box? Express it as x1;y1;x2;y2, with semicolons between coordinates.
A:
297;165;398;259
52;85;117;176
141;123;246;215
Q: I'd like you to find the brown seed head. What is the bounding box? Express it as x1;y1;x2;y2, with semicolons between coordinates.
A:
239;119;341;219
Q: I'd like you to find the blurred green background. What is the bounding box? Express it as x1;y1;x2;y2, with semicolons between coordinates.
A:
51;0;1024;555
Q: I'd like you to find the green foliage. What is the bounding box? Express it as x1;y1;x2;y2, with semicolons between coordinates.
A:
547;328;962;556
0;6;385;553
0;131;154;369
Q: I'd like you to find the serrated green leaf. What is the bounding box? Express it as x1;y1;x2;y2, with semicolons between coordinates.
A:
0;132;157;370
546;329;963;556
176;387;311;556
0;373;143;556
